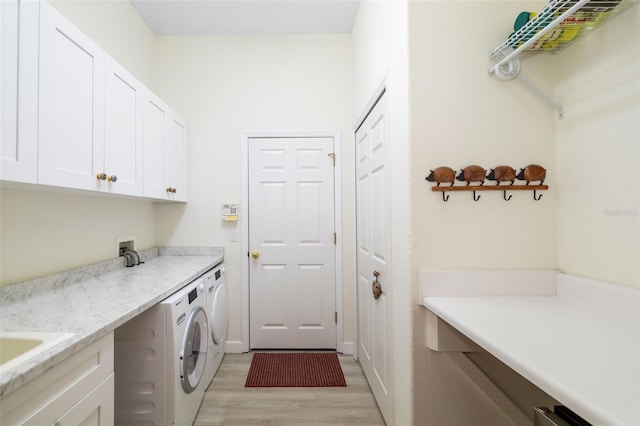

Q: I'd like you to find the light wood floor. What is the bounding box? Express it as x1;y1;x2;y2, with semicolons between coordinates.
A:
194;353;386;425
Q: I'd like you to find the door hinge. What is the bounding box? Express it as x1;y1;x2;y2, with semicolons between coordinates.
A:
328;152;335;167
334;232;337;245
335;311;338;324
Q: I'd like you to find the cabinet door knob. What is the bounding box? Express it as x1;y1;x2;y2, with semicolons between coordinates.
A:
166;187;173;193
172;187;177;193
251;251;260;259
96;173;107;181
108;175;117;182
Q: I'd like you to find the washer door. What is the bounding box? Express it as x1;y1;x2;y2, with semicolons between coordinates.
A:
210;281;229;345
180;306;208;393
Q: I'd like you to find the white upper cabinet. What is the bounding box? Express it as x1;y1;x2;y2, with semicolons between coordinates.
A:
1;0;39;183
103;56;144;196
37;1;105;191
2;1;187;201
165;114;188;202
143;91;188;202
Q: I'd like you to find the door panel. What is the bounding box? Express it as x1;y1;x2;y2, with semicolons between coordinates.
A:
104;57;143;196
249;137;336;349
0;0;39;184
165;116;187;200
38;2;104;190
142;96;167;198
356;93;391;423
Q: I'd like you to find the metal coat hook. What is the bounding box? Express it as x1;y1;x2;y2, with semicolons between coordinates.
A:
533;190;543;201
442;192;450;202
473;191;481;201
503;190;513;201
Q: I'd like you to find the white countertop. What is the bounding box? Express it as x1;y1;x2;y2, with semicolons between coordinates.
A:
421;273;640;425
0;251;223;397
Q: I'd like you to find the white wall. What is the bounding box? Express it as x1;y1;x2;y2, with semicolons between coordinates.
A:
0;0;158;286
151;34;353;350
409;1;557;423
48;0;157;89
555;5;639;288
352;1;413;424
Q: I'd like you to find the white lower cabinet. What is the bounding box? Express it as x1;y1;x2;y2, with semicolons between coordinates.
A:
0;332;114;426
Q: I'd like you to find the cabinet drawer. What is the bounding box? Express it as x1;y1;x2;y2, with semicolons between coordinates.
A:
0;332;114;425
53;374;114;426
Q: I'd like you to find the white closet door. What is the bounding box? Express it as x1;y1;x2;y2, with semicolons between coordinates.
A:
356;92;392;423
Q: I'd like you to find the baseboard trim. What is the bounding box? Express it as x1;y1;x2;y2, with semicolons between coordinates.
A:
226;340;354;355
225;340;245;353
341;341;355;355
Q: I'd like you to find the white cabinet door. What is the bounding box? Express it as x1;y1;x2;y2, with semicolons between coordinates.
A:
54;375;115;426
103;56;143;196
164;115;187;202
38;1;104;191
0;333;114;426
1;0;38;183
143;90;188;202
143;92;168;199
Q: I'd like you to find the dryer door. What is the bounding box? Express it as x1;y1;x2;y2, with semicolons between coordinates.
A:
181;306;208;393
210;281;229;345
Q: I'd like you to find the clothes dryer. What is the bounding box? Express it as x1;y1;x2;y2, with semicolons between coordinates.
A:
203;262;228;387
115;278;209;425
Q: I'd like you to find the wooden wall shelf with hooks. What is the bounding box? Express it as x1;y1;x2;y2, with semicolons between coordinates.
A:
432;185;549;201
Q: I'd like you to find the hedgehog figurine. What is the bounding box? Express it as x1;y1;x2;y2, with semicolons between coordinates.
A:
455;165;486;186
516;164;546;185
486;165;516;186
425;167;456;187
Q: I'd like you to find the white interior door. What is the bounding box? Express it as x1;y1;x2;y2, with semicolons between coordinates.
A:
249;136;336;349
356;93;391;423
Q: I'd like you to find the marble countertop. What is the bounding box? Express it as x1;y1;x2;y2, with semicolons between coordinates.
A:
0;250;223;397
421;273;640;426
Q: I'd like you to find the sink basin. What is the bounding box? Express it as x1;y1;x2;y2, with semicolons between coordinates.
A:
0;332;74;374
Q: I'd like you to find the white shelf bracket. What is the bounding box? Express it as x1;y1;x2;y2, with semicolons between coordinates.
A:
516;73;565;120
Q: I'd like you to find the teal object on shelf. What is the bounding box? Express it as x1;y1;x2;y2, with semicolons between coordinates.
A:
514;11;533;31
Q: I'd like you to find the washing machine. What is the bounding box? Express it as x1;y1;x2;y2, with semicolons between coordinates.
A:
114;277;209;425
202;262;228;387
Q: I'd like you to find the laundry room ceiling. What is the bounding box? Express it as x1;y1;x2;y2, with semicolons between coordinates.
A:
130;0;360;35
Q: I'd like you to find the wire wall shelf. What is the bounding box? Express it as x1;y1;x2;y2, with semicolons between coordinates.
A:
488;0;639;119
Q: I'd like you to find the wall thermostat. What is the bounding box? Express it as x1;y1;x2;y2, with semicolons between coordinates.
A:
222;204;238;221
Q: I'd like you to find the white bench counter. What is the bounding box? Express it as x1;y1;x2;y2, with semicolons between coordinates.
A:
420;272;640;426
